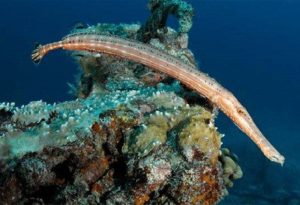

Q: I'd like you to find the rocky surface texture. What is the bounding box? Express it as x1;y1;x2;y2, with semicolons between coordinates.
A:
0;0;242;204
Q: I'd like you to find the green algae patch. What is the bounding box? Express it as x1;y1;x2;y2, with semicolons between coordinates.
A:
219;148;243;188
177;109;221;164
124;104;221;162
126;114;169;157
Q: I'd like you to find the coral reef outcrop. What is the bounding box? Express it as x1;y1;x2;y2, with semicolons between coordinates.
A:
0;80;241;204
0;0;242;204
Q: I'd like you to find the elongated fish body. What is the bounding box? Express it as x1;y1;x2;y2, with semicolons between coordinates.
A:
32;33;284;165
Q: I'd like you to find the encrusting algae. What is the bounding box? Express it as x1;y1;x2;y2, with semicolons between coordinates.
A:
0;0;263;204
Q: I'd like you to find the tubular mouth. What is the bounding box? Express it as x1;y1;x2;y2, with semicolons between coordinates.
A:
270;154;285;166
266;150;285;166
31;43;43;64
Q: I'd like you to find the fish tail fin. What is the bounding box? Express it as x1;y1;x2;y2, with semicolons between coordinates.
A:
31;43;44;64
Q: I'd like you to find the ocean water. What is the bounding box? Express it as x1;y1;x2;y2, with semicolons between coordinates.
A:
1;0;299;204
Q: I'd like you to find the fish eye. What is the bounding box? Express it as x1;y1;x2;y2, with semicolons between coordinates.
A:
237;107;251;120
237;108;245;115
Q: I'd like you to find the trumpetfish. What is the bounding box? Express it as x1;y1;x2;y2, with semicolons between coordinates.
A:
31;32;284;165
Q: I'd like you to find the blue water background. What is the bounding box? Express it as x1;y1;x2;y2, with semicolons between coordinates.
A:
1;0;299;204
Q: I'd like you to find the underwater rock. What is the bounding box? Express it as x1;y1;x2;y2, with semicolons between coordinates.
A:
0;1;242;204
0;80;241;204
137;0;194;42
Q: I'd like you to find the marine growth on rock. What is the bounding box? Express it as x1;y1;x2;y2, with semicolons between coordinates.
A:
0;0;243;204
